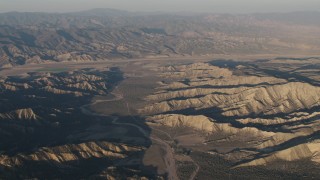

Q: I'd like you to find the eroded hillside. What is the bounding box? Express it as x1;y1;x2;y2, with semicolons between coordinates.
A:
0;57;320;179
141;59;320;178
0;67;161;179
1;11;320;68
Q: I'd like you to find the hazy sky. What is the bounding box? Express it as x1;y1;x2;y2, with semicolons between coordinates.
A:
1;0;320;13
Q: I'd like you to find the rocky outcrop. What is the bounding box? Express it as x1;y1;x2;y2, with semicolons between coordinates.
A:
0;82;30;91
0;141;143;167
43;86;83;96
142;82;320;116
238;140;320;167
0;108;38;120
1;69;112;97
147;114;275;137
159;63;233;79
237;111;320;125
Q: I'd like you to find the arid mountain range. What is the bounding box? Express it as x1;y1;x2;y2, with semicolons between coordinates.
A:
1;9;320;68
1;9;320;179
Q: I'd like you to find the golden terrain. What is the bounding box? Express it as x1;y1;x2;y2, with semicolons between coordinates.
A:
142;60;320;169
0;56;320;179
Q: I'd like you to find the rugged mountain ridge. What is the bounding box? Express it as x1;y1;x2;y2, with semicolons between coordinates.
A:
142;60;320;168
0;141;142;167
1;11;320;67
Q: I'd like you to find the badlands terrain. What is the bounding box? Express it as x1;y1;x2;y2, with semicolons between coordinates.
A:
1;10;320;68
0;9;320;180
0;56;319;179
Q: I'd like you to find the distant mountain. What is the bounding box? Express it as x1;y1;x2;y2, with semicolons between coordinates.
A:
1;10;320;67
70;8;132;17
253;11;320;26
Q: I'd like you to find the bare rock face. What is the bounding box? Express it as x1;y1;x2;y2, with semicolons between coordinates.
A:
237;111;320;125
44;86;84;96
67;81;93;90
0;108;38;121
0;141;143;167
238;140;320;167
147;114;274;137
